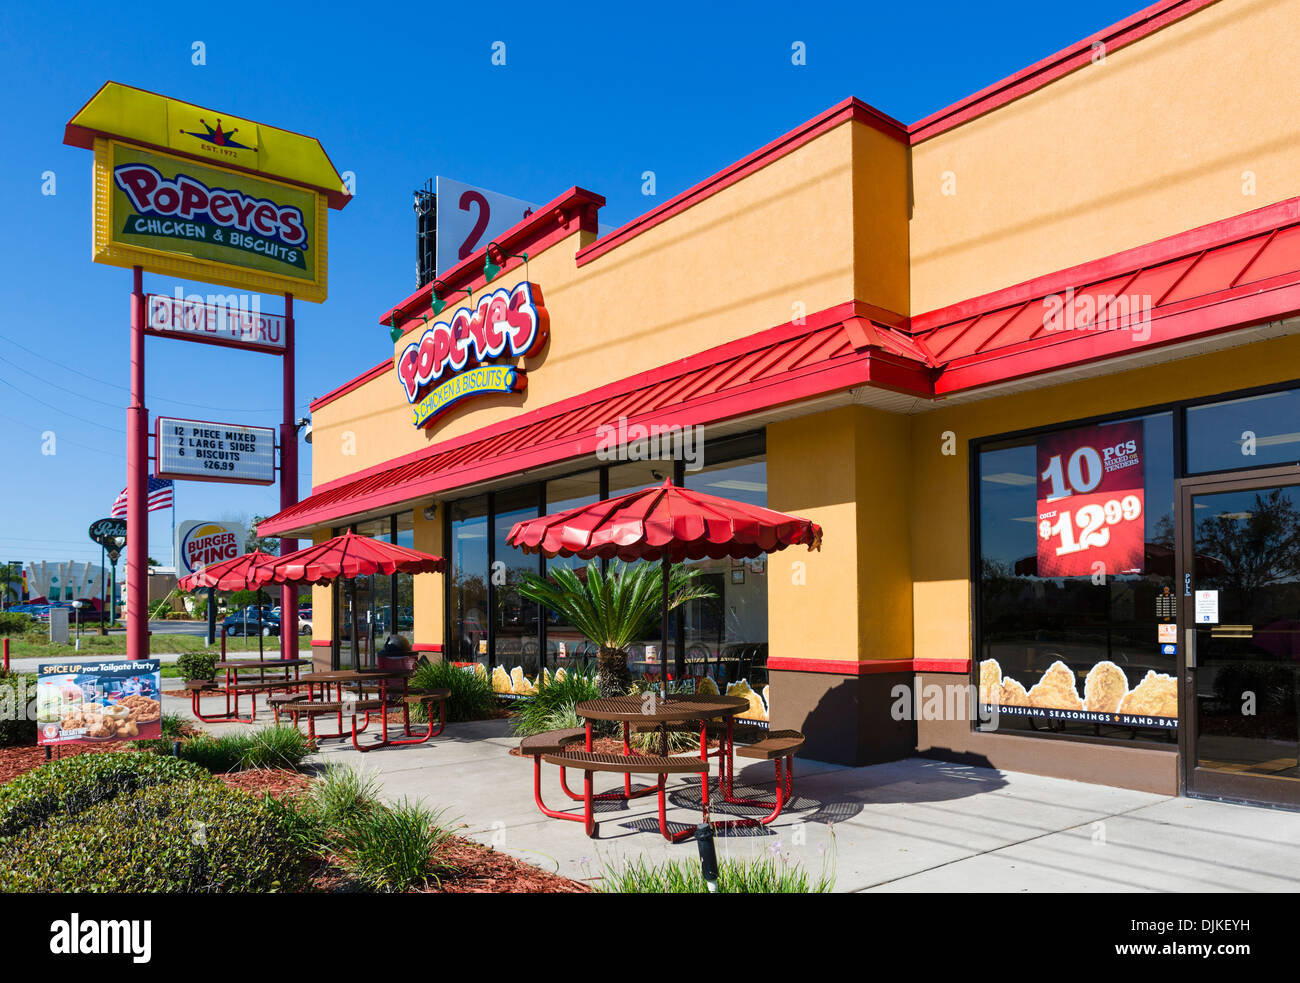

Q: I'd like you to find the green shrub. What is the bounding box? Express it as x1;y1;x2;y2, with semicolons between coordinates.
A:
175;725;310;774
176;650;218;682
408;659;496;723
0;752;212;839
511;670;599;736
0;612;33;636
598;851;835;893
159;712;189;738
333;798;456;892
0;671;36;747
300;765;380;832
0;782;313;893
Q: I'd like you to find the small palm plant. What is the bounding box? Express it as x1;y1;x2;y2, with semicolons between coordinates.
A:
518;561;714;698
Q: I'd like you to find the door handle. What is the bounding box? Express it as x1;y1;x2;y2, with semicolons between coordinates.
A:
1186;628;1196;669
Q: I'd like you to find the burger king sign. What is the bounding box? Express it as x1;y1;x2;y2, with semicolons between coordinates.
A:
175;520;246;579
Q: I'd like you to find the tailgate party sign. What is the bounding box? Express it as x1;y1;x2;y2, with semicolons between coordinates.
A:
36;660;163;745
155;417;275;485
94;141;327;301
174;520;246;578
1036;421;1145;577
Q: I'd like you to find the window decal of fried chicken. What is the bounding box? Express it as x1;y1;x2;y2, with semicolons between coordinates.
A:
979;659;1001;705
1084;661;1129;713
991;676;1030;707
1119;670;1178;718
1027;660;1084;710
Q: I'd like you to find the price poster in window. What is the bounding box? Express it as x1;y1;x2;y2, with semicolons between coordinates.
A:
1036;421;1145;577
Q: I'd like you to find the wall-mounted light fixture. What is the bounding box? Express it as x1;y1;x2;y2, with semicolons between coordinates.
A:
483;241;528;284
431;279;472;315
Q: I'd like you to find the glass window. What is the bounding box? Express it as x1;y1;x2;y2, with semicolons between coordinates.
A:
975;411;1176;742
684;443;768;688
394;512;415;643
606;462;675;682
355;517;391;658
492;486;541;678
543;471;602;672
1187;388;1300;474
448;496;489;667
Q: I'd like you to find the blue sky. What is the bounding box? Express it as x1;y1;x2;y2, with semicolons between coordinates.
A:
0;0;1143;571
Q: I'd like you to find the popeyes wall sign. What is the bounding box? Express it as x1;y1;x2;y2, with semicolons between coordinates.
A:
397;281;548;428
1036;420;1145;578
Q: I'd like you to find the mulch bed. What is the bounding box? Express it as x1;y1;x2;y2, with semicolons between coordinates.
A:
309;838;591;894
0;743;127;784
215;768;313;798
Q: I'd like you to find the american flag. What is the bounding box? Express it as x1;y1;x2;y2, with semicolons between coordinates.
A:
110;478;174;518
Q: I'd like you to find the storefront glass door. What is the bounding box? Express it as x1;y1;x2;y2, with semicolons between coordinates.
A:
1180;469;1300;807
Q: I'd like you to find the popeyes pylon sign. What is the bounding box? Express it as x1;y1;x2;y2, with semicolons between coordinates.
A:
397;281;548;428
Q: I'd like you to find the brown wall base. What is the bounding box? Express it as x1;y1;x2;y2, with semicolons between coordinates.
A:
770;668;916;767
913;671;1180;795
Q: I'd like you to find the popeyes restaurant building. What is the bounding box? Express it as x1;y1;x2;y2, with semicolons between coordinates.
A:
260;0;1300;808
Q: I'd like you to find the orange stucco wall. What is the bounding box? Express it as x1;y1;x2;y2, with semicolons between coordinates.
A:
909;0;1300;313
310;117;917;488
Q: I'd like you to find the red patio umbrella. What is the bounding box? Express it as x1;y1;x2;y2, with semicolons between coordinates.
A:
177;550;279;657
254;532;446;669
253;531;446;586
506;479;822;683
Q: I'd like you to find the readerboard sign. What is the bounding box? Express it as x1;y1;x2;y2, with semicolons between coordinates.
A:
174;520;246;578
155;417;275;485
35;660;162;745
146;292;286;353
1036;420;1145;578
435;176;537;277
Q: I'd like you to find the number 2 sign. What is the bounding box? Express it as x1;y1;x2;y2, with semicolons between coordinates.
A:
434;177;538;278
1035;420;1145;577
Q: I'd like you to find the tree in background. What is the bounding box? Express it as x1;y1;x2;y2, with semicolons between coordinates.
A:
0;562;21;611
246;516;280;557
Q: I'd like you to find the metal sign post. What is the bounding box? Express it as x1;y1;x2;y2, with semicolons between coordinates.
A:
127;267;148;660
279;293;298;661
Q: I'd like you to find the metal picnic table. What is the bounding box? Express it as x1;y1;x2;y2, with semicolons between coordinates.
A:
190;658;310;724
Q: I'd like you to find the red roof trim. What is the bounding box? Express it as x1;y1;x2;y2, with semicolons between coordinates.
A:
307;299;875;496
310;358;391;412
908;0;1222;145
766;657;973;675
913;196;1300;334
259;310;925;537
574;98;906;269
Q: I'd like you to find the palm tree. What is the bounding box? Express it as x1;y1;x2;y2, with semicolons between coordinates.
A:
0;563;20;610
518;560;715;698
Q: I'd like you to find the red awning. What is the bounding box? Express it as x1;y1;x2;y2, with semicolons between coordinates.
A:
258;304;927;537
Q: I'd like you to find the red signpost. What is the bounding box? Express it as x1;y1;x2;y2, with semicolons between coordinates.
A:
65;85;350;661
127;267;147;660
279;293;298;661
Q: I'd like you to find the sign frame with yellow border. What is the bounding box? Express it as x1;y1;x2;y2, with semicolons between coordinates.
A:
93;138;329;303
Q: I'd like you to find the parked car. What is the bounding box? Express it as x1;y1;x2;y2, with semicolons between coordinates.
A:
221;610;282;637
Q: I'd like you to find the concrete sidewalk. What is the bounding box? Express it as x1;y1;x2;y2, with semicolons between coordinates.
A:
176;701;1300;893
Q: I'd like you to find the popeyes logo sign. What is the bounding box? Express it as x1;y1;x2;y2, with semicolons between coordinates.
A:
397;281;548;428
114;163;309;251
